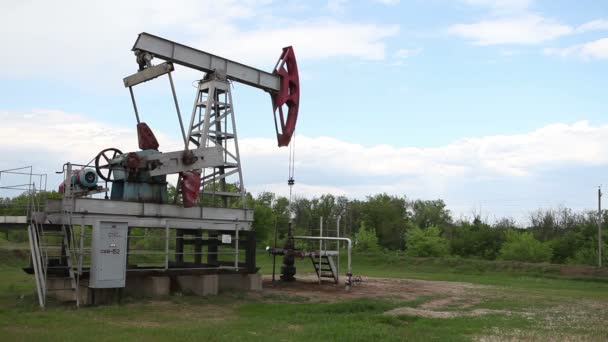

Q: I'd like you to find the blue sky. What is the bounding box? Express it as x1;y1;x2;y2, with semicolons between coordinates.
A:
1;0;607;223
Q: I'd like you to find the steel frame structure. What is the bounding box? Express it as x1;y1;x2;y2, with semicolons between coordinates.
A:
3;33;302;307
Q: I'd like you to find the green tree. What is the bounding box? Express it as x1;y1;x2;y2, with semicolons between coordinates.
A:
499;230;553;263
450;217;505;260
252;202;275;246
361;194;408;250
407;199;452;230
405;225;450;257
353;221;380;252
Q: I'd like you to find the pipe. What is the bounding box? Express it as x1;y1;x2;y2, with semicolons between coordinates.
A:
293;235;353;290
319;217;323;284
336;215;341;282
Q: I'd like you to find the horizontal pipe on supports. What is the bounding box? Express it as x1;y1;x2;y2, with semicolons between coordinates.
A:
293;236;353;290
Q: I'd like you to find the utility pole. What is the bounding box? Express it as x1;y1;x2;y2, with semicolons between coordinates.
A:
599;186;603;267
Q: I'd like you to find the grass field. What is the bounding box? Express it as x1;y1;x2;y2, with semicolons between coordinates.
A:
1;246;608;341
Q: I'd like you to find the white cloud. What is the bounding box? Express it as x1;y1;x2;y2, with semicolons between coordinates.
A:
448;14;572;45
0;0;399;80
453;3;608;50
576;19;608;33
196;21;399;66
247;121;608;180
3;110;608;185
2;109;607;219
544;38;608;60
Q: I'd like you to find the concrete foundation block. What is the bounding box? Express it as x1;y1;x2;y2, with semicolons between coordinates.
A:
218;274;262;292
125;276;170;297
147;276;170;296
176;275;218;296
47;278;76;302
81;283;117;305
248;274;263;292
218;274;245;291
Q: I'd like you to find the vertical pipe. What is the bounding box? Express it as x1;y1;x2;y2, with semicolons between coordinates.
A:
77;222;85;308
599;187;603;268
319;216;323;284
78;222;85;275
235;224;239;270
27;166;32;220
336;215;341;283
272;220;278;282
165;221;170;270
65;163;72;198
346;239;352;291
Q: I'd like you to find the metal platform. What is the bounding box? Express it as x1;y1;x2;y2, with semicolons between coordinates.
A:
43;198;253;231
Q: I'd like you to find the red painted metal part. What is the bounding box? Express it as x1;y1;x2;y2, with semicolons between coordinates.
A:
271;46;299;147
181;171;201;208
137;122;160;150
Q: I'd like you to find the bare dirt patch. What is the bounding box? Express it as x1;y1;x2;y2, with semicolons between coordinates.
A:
385;306;514;319
262;275;515;320
261;274;484;303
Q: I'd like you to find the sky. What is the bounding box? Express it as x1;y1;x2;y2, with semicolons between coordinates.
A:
1;0;607;224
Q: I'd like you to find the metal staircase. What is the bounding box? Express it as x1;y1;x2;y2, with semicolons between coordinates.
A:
310;254;338;284
27;178;80;308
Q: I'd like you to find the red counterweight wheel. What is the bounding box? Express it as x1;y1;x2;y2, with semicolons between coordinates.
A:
95;148;123;182
271;46;299;147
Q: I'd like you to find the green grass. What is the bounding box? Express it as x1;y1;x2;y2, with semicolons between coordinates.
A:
0;289;534;342
1;247;608;340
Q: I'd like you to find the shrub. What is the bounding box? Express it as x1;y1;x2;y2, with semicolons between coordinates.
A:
405;226;450;257
498;230;553;263
566;243;608;266
354;221;380;252
450;220;505;260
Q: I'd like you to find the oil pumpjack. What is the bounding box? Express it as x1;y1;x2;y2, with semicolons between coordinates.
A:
25;32;300;308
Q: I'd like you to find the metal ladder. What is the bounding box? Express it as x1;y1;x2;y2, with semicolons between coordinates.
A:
57;194;80;305
28;182;80;308
310;254;338;284
27;185;50;308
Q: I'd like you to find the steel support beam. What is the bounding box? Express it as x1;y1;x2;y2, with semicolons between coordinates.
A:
132;32;281;92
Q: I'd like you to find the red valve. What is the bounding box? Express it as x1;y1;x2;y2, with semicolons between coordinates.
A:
271;46;299;147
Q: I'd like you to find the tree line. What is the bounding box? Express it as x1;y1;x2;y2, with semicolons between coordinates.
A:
1;191;606;266
249;192;607;266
